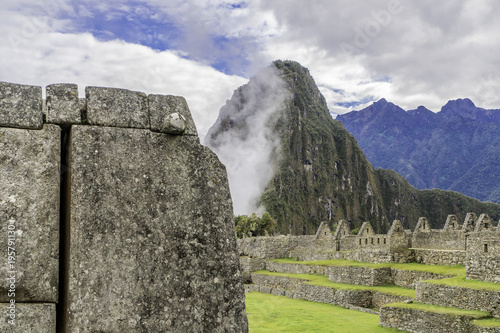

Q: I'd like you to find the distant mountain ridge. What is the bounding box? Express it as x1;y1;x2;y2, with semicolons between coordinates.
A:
338;98;500;203
206;61;500;235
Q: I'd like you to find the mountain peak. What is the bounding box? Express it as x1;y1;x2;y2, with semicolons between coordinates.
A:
375;98;388;105
441;98;476;113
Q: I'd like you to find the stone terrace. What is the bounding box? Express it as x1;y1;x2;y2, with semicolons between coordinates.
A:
240;215;500;332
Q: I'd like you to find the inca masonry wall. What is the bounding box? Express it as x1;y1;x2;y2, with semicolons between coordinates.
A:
238;214;500;283
0;81;248;332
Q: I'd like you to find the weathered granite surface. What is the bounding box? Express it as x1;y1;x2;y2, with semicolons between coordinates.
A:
148;94;198;136
67;125;247;332
86;87;149;128
0;82;43;129
0;303;56;333
46;83;80;125
0;125;60;302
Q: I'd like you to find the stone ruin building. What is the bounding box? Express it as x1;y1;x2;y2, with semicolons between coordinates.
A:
0;81;248;332
239;213;500;283
239;214;500;333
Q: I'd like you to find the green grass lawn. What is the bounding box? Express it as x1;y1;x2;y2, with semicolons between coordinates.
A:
472;317;500;328
423;275;500;291
384;302;489;318
253;270;416;298
271;258;465;276
246;291;406;333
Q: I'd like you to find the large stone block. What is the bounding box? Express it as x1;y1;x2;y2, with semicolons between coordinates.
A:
67;125;247;332
86;87;149;128
0;125;60;302
0;82;43;129
0;303;56;332
148;94;198;136
46;83;81;125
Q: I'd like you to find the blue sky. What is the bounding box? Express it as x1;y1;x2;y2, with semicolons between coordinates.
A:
1;0;500;138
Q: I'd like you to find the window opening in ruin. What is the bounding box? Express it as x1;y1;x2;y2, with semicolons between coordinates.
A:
484;244;488;253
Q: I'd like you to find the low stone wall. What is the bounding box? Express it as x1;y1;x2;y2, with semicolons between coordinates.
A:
328;266;392;286
380;305;476;333
246;277;372;308
391;269;451;289
237;235;314;259
349;250;394;264
413;249;466;266
470;324;500;333
416;282;500;318
263;260;450;289
371;292;412;309
265;261;329;276
249;273;414;311
290;247;332;261
240;257;266;283
250;273;304;291
301;283;372;308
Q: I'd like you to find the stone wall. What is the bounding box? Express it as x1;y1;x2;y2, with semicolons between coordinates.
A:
416;281;500;318
248;273;412;310
380;305;478;333
391;268;452;289
328;266;392;286
262;261;449;289
470;324;500;333
412;230;466;250
248;273;373;308
266;261;330;276
371;292;410;309
237;235;314;259
466;234;500;283
413;249;466;265
0;81;248;332
238;215;499;273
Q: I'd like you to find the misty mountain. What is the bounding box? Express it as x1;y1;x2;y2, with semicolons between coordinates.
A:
206;61;500;235
337;98;500;204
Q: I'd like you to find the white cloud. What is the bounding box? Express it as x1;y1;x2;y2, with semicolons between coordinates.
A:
0;9;246;138
206;66;291;215
253;0;500;112
2;0;500;140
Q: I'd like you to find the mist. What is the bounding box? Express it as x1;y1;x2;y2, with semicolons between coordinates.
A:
205;66;291;216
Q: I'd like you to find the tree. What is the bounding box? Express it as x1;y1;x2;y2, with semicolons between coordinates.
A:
234;212;278;238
